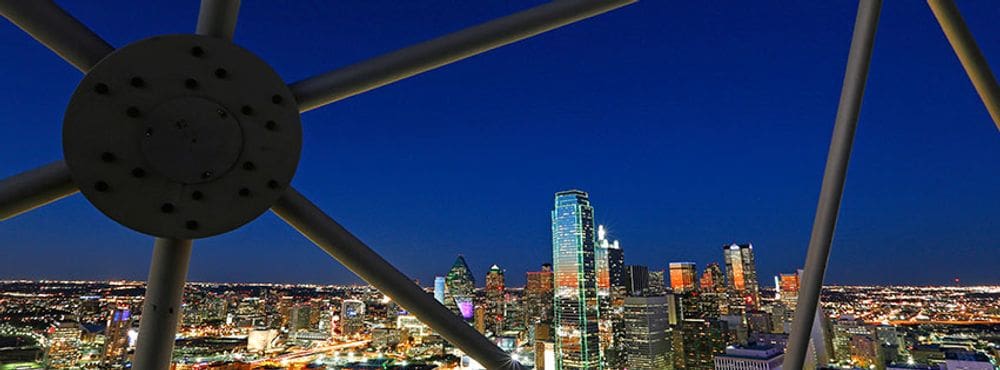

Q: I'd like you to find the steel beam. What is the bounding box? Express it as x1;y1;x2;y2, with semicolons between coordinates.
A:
0;161;78;221
196;0;240;40
783;1;881;369
290;0;635;113
927;0;1000;131
133;238;193;370
0;0;113;72
271;187;521;370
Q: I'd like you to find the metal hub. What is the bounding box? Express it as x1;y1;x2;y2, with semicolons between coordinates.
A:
63;34;302;239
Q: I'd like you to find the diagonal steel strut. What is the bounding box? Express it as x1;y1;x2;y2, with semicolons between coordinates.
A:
290;0;635;113
927;0;1000;131
783;0;882;369
0;0;114;72
196;0;240;40
0;160;78;221
271;187;522;370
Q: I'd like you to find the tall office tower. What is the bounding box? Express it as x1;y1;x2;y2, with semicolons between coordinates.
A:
714;344;785;370
669;262;697;293
485;264;507;334
623;296;672;370
594;229;615;367
525;264;555;327
680;318;731;370
552;190;602;370
779;270;801;308
445;255;476;321
102;307;132;366
340;299;365;337
626;265;649;296
45;321;82;369
599;226;626;297
723;243;761;309
598;225;627;369
434;276;446;304
475;305;487;334
648;270;666;295
699;263;725;293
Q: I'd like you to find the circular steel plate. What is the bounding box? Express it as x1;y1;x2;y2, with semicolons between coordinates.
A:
63;34;302;239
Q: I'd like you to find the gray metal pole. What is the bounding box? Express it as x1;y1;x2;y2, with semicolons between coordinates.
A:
0;161;78;221
196;0;240;40
133;238;193;370
271;188;522;370
0;0;113;72
290;0;635;113
783;1;881;369
927;0;1000;131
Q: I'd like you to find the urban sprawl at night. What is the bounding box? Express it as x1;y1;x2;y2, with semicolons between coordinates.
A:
0;191;996;370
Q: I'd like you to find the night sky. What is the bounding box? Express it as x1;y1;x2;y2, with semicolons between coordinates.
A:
0;1;998;287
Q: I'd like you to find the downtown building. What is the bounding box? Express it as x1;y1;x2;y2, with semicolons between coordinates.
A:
485;264;506;335
622;295;672;370
552;190;602;369
724;243;761;311
444;255;476;321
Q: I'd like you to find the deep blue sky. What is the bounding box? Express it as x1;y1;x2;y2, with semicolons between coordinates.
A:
0;1;997;287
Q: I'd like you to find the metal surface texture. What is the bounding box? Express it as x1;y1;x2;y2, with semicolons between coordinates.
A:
196;0;240;40
271;187;523;370
783;1;882;369
133;238;193;370
927;0;1000;131
291;0;636;112
0;161;78;221
0;0;113;72
63;34;302;239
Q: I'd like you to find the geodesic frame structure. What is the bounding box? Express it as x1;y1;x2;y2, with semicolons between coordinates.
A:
0;0;997;369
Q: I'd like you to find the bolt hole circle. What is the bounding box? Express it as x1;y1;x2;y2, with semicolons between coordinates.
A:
214;68;228;79
268;180;280;189
160;203;175;213
190;46;205;57
242;161;255;171
94;181;109;192
271;95;283;104
241;106;253;115
238;188;250;197
100;152;116;163
94;83;109;94
130;77;144;88
131;168;146;178
191;191;203;200
265;120;277;131
185;78;199;90
126;107;140;118
185;220;199;230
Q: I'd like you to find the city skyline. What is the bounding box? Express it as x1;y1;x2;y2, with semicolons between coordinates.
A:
1;0;999;287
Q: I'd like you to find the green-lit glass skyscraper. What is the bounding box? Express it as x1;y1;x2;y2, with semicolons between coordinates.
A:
552;190;602;370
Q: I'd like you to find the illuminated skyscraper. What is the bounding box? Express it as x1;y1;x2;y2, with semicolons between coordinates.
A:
445;255;476;321
699;263;725;293
525;264;555;326
434;276;446;304
485;264;506;334
669;262;697;293
623;296;671;370
597;225;625;369
340;299;365;337
779;270;801;308
552;190;602;369
680;318;731;370
648;270;667;295
723;243;760;309
102;307;132;366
